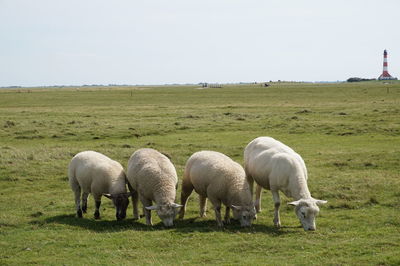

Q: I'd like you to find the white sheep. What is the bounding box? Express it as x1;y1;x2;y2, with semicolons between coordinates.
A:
126;148;181;227
244;137;327;231
179;151;256;227
68;151;131;220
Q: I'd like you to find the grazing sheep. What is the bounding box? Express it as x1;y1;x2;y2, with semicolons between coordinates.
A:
179;151;256;227
68;151;131;220
126;148;181;227
244;136;327;231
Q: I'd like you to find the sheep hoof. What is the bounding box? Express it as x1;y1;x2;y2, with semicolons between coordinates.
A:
94;211;100;219
77;210;83;218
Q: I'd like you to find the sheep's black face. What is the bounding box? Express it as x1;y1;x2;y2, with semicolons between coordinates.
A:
102;193;130;221
113;194;130;220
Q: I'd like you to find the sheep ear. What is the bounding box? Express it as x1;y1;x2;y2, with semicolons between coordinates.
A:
103;193;113;199
314;199;328;206
231;205;242;210
171;203;183;208
145;205;158;210
288;200;301;206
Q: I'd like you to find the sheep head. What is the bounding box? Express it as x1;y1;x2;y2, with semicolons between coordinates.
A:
145;203;182;227
103;192;132;220
288;198;327;231
231;205;257;227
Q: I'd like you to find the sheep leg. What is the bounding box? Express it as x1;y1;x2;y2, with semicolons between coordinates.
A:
209;197;223;227
94;201;101;219
81;192;89;213
93;194;102;219
199;195;207;218
246;172;254;196
179;179;194;219
214;205;223;227
126;181;139;220
140;196;153;226
224;206;230;224
75;194;82;218
271;190;281;228
255;184;263;213
70;178;82;218
131;190;139;220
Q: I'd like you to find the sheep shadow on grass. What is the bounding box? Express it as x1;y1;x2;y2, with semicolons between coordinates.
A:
172;217;295;236
42;214;298;235
43;214;155;232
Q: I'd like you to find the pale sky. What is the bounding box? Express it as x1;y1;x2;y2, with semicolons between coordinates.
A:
1;0;399;87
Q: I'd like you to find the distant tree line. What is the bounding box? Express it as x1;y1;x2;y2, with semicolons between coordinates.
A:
347;77;376;82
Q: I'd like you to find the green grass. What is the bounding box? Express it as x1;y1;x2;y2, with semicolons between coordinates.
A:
1;81;399;265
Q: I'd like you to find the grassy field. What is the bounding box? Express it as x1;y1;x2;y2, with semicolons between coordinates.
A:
0;81;399;265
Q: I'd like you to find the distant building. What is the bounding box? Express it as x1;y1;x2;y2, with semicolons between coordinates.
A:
378;50;397;80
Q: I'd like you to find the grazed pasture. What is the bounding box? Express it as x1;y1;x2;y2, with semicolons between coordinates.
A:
0;82;399;265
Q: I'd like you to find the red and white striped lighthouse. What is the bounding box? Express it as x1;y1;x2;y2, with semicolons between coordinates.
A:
378;49;397;80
